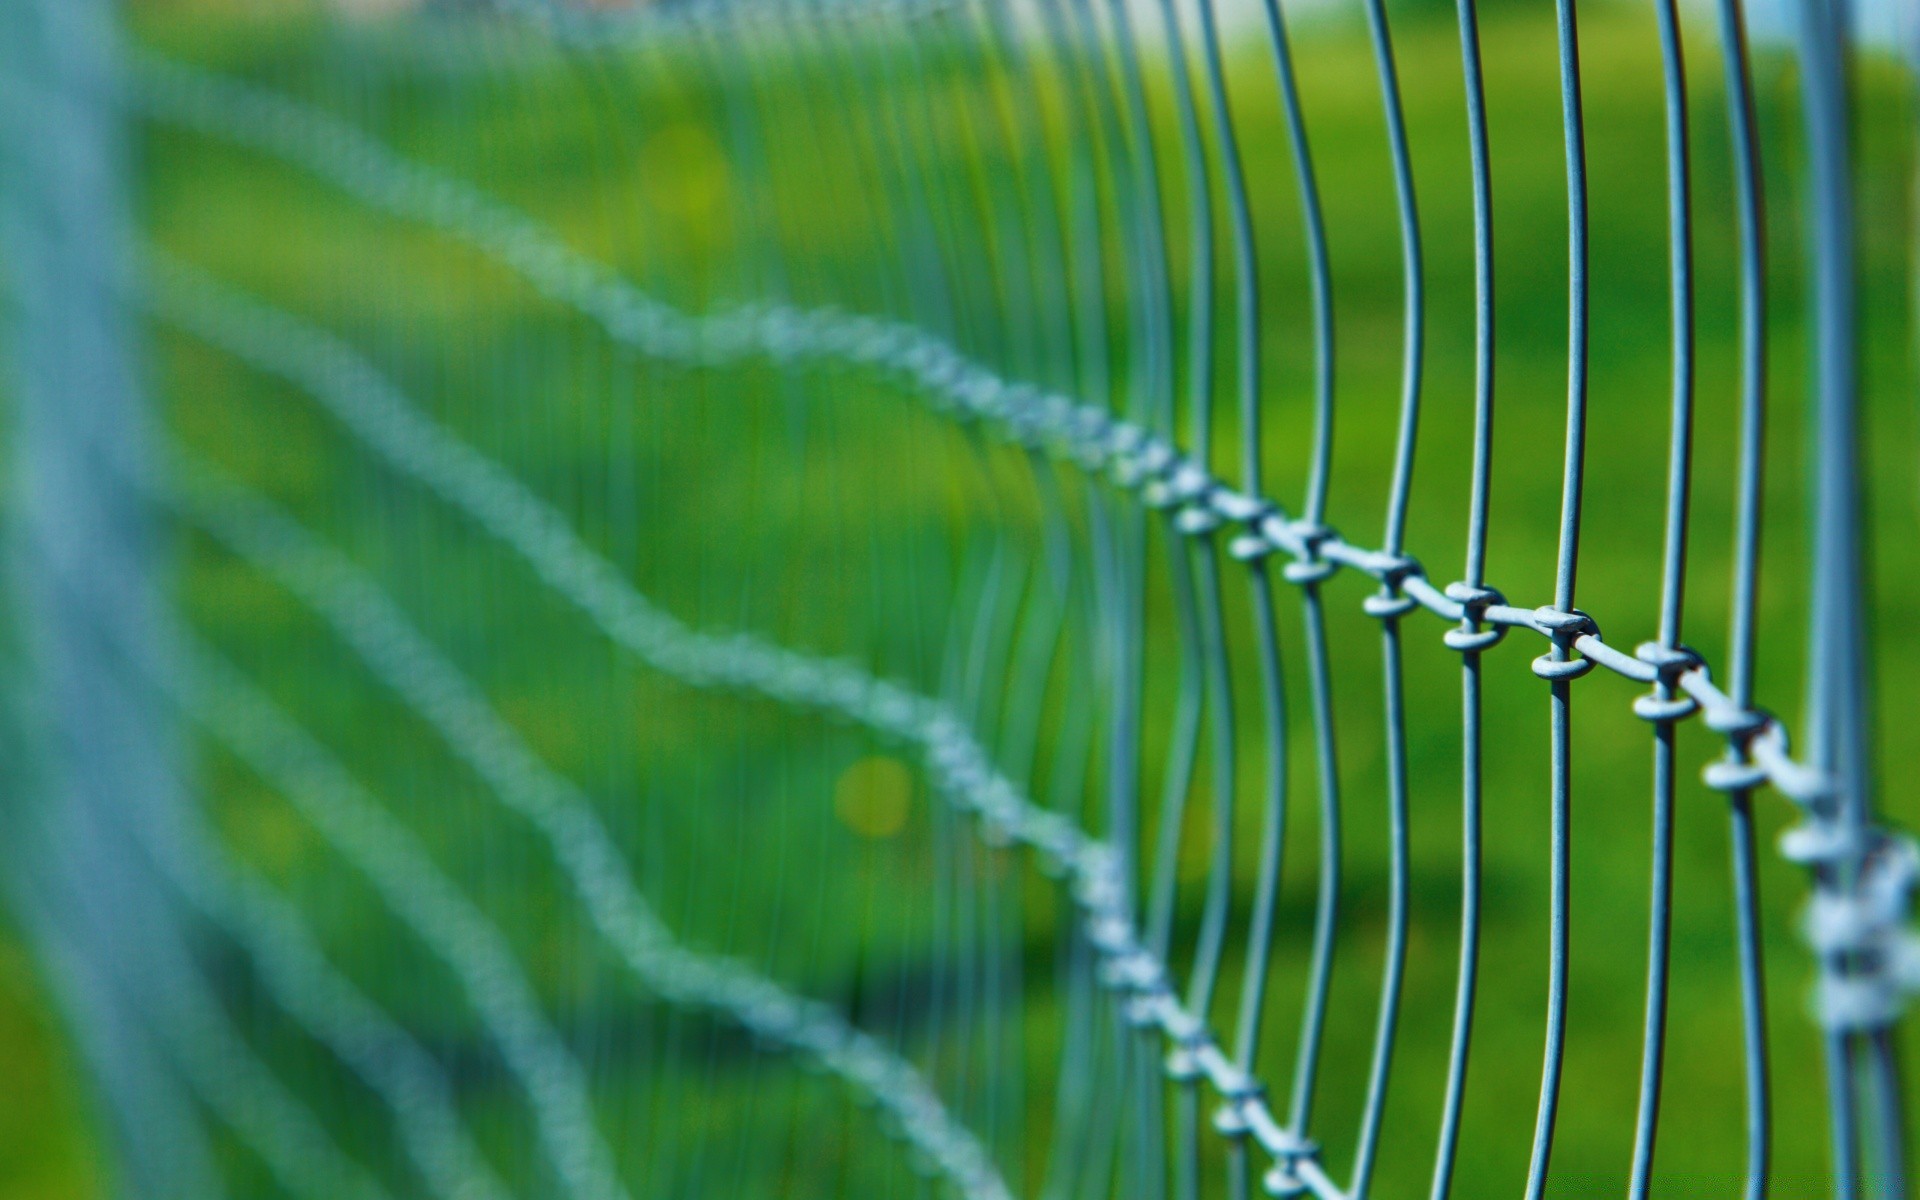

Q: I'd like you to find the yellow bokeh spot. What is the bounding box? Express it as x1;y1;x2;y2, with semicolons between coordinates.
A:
642;122;730;227
834;755;914;840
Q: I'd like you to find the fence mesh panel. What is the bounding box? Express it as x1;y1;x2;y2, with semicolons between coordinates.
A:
1;0;1917;1197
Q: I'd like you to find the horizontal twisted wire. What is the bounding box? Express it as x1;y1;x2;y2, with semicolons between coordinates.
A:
149;259;1350;1197
165;457;1014;1200
131;54;1920;1036
2;767;396;1200
37;517;635;1200
172;648;632;1200
8;554;513;1200
26;865;396;1200
143;810;519;1200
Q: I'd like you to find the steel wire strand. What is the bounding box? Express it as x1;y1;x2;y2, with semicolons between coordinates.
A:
665;35;851;1199
492;0;966;44
1345;0;1423;1192
1080;475;1137;1199
1070;5;1178;1190
148;260;1360;1199
976;0;1081;404
974;3;1084;810
1523;0;1593;1193
1185;5;1298;1199
1144;20;1239;1175
1027;484;1103;1200
1020;17;1117;1174
1708;0;1774;1192
829;25;999;1170
1628;0;1698;1193
1791;1;1910;1195
133;44;1920;1169
1221;0;1344;1176
944;4;1045;389
1430;0;1497;1196
951;442;1034;1172
973;9;1115;1168
1137;3;1219;1194
917;8;1047;1150
1033;0;1117;414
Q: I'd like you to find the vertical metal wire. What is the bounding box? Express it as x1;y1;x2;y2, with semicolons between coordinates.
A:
1254;0;1335;529
1193;7;1287;1172
1138;4;1217;1194
1028;9;1118;1190
1098;0;1176;435
1248;0;1342;1152
1036;0;1115;412
1431;0;1496;1196
1351;0;1423;1190
1089;0;1178;1187
1156;17;1237;1088
1711;1;1771;1190
933;18;1029;1159
978;5;1094;1167
1526;0;1591;1193
0;5;211;1193
824;25;1004;1190
1629;0;1695;1192
942;1;1052;1153
1792;1;1906;1196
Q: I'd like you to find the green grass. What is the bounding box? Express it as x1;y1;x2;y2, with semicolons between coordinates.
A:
3;2;1916;1197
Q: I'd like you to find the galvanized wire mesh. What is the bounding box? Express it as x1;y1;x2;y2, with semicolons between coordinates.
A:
1;0;1917;1197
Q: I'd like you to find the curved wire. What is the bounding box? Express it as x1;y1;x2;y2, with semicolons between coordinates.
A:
1712;0;1773;1192
1526;0;1591;1195
1351;0;1423;1190
1630;0;1696;1191
1430;0;1495;1196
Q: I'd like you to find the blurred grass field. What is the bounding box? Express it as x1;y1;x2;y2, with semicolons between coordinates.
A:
3;1;1917;1196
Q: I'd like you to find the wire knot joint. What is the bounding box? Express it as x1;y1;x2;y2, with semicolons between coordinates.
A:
1442;581;1506;652
1529;607;1598;681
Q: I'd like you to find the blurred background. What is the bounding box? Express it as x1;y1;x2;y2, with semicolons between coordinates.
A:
0;0;1916;1197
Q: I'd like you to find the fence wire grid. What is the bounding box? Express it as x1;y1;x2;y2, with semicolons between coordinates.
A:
1;0;1918;1197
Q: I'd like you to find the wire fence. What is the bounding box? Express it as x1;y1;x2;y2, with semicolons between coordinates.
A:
2;0;1917;1197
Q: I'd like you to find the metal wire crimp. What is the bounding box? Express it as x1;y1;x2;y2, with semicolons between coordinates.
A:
1701;700;1774;794
1174;483;1228;538
1054;403;1107;470
1261;1145;1320;1198
1280;522;1337;585
1631;642;1702;723
1800;832;1920;1033
1360;552;1422;619
1141;452;1208;511
1208;488;1280;562
1529;606;1598;681
1209;1060;1265;1139
1441;581;1506;652
1112;427;1178;494
1162;1006;1209;1084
